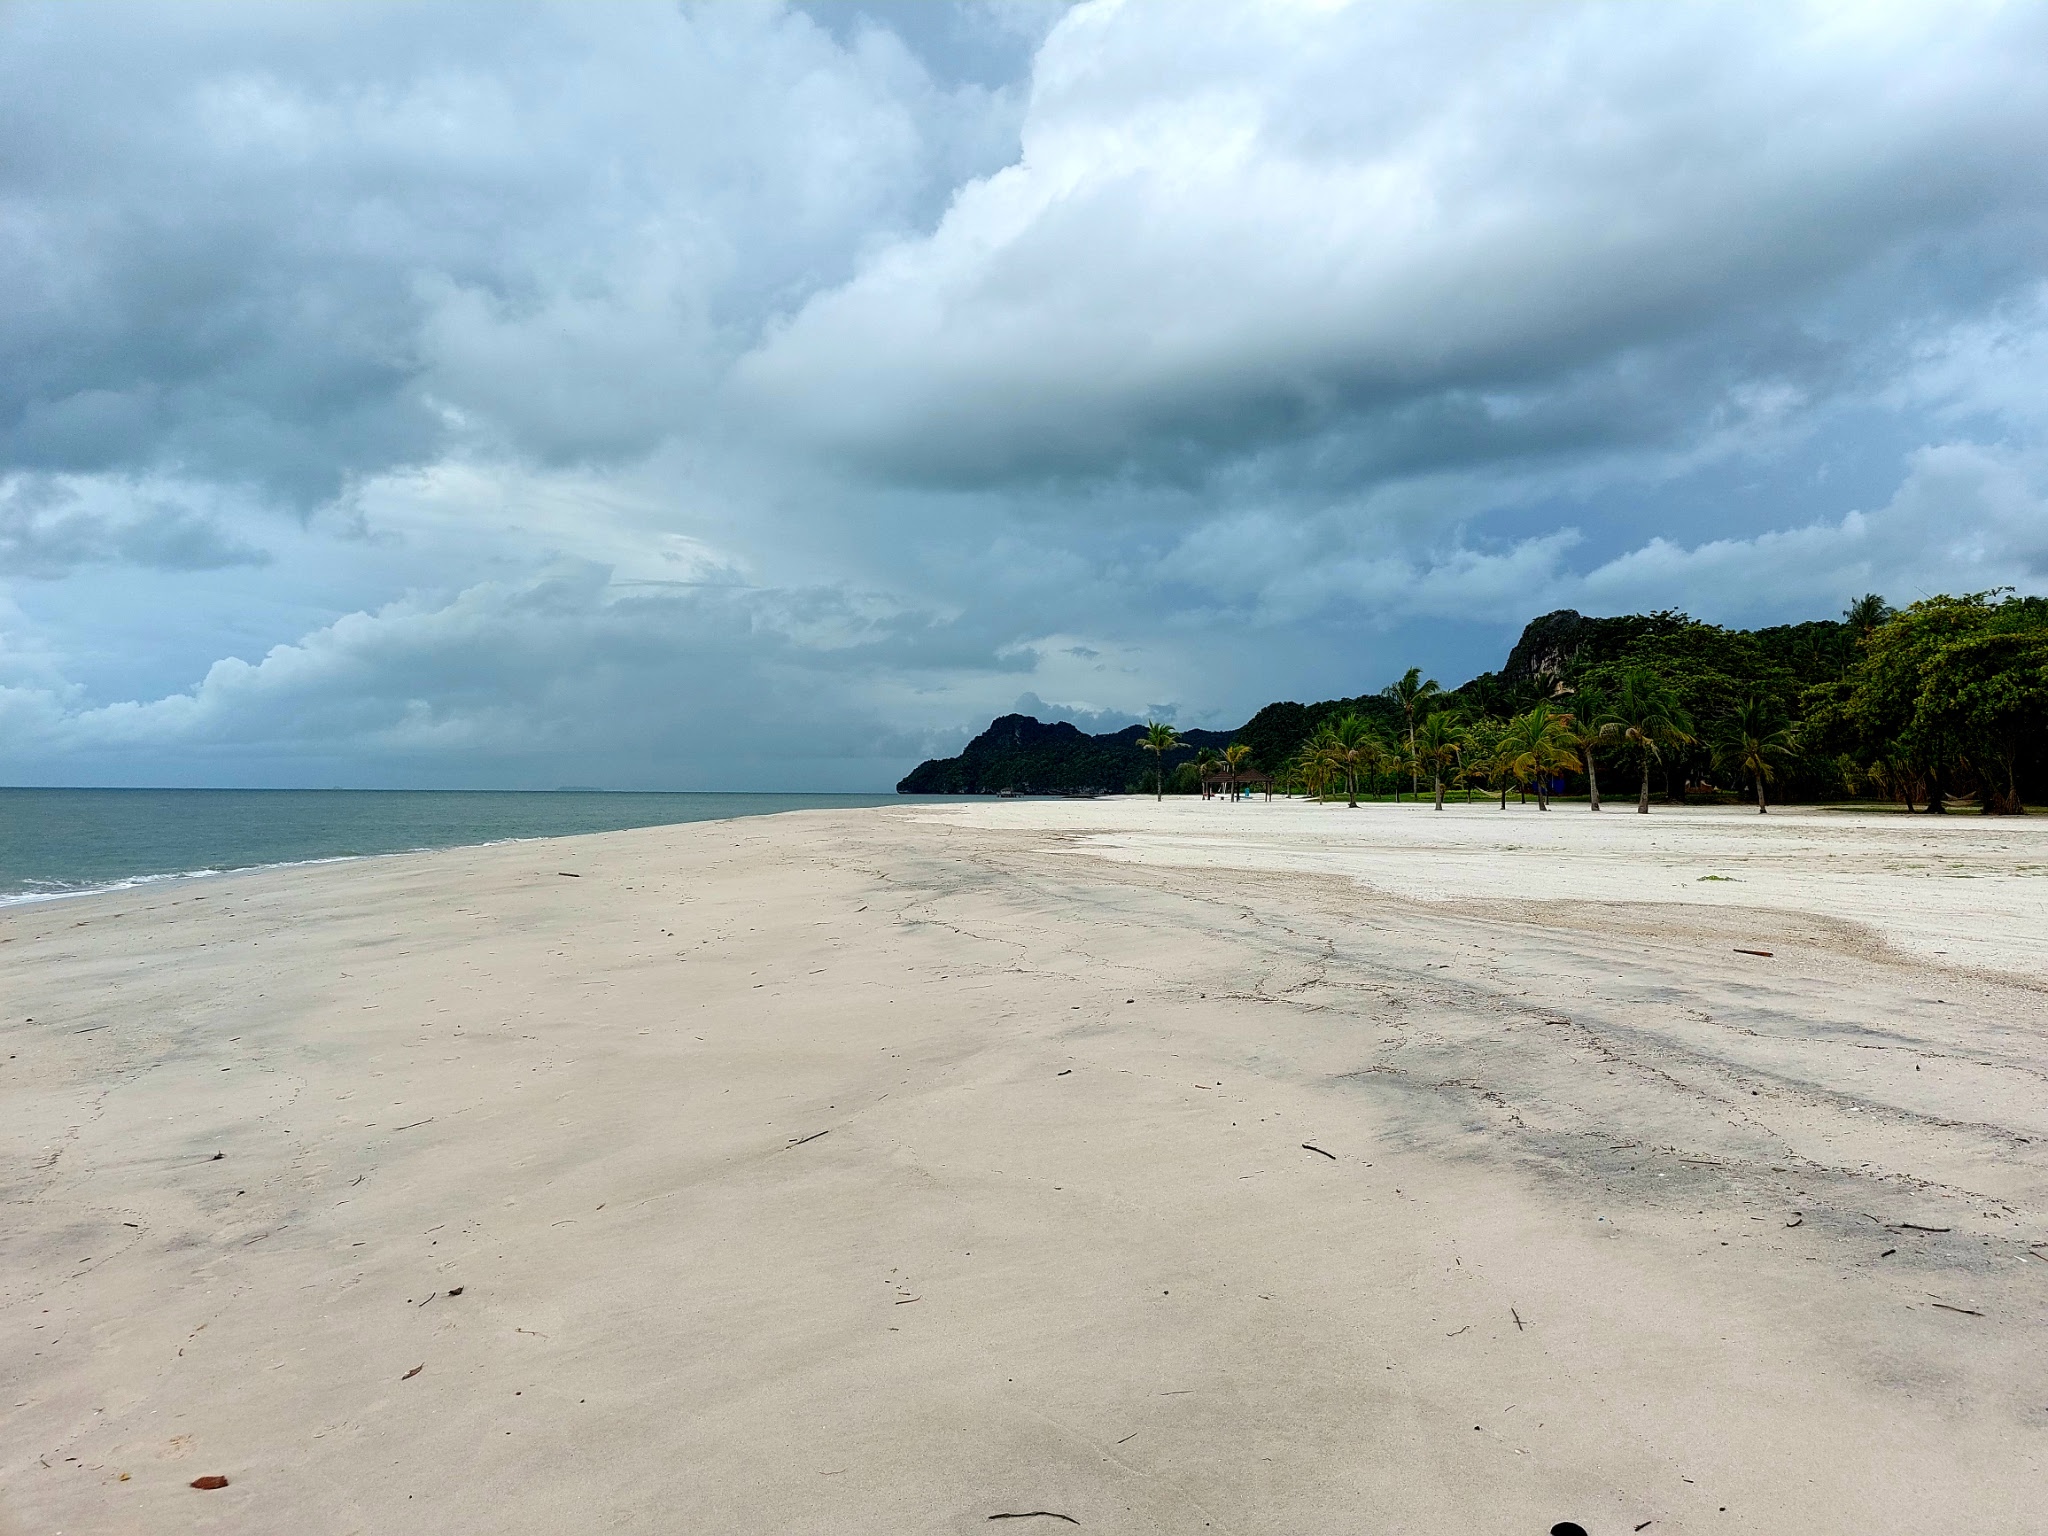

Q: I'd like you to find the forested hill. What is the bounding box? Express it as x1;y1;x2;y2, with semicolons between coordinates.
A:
898;597;2045;805
897;608;1849;796
895;714;1237;794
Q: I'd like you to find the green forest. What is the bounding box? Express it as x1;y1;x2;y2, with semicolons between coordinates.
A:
900;592;2048;811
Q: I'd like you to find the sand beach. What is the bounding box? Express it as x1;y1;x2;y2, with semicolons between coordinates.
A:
5;798;2046;1534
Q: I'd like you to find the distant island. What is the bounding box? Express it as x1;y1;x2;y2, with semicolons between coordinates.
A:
899;595;2047;812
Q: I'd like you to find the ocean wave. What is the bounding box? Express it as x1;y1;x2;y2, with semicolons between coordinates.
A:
0;833;587;908
0;855;361;908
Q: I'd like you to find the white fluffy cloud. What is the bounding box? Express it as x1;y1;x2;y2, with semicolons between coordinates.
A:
4;0;2047;785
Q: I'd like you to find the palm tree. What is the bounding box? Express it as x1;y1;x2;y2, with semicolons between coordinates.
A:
1383;667;1441;796
1864;750;1920;812
1140;720;1181;801
1391;739;1421;803
1597;670;1694;814
1304;726;1345;804
1333;714;1374;808
1715;696;1798;813
1488;726;1519;808
1313;713;1379;807
1373;735;1403;802
1458;717;1502;805
1843;593;1892;637
1564;685;1611;811
1413;710;1464;809
1222;742;1254;799
1497;704;1580;810
1296;744;1335;801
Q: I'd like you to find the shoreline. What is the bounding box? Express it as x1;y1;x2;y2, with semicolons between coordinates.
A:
0;791;941;909
6;789;2028;911
6;799;2045;1534
0;853;369;910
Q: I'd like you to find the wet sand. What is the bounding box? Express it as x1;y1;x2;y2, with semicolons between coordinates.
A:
5;798;2045;1534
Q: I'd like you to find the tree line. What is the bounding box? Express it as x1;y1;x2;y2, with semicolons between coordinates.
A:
1140;591;2048;813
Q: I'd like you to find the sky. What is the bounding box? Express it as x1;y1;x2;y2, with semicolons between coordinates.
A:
4;0;2047;790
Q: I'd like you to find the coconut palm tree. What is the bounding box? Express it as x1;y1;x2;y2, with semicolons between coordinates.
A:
1297;743;1335;801
1843;593;1893;637
1864;750;1920;812
1222;742;1254;799
1488;727;1519;808
1391;737;1413;800
1597;670;1693;814
1390;739;1419;802
1304;726;1346;803
1456;717;1501;805
1383;667;1441;796
1413;709;1464;809
1312;713;1379;807
1334;714;1377;807
1556;684;1605;806
1715;696;1798;813
1498;704;1581;810
1140;720;1181;801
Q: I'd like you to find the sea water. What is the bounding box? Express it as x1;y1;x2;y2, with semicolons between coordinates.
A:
0;788;930;905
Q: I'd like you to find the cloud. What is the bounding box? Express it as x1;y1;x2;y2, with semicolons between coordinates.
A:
0;474;270;578
1130;436;2048;638
5;1;2048;785
0;1;1027;501
1152;502;1584;627
2;443;2040;786
737;0;2048;489
1010;691;1145;733
0;562;976;787
1576;442;2048;619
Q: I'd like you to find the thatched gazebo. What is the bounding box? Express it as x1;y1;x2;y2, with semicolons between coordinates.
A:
1200;770;1273;801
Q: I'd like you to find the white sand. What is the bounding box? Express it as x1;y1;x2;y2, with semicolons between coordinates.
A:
937;797;2048;978
5;798;2046;1535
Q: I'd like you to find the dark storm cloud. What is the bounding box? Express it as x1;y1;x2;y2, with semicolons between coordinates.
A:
0;1;1027;502
2;0;2046;785
740;2;2048;492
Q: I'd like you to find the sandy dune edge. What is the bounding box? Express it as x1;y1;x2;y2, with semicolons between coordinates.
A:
4;800;2045;1534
